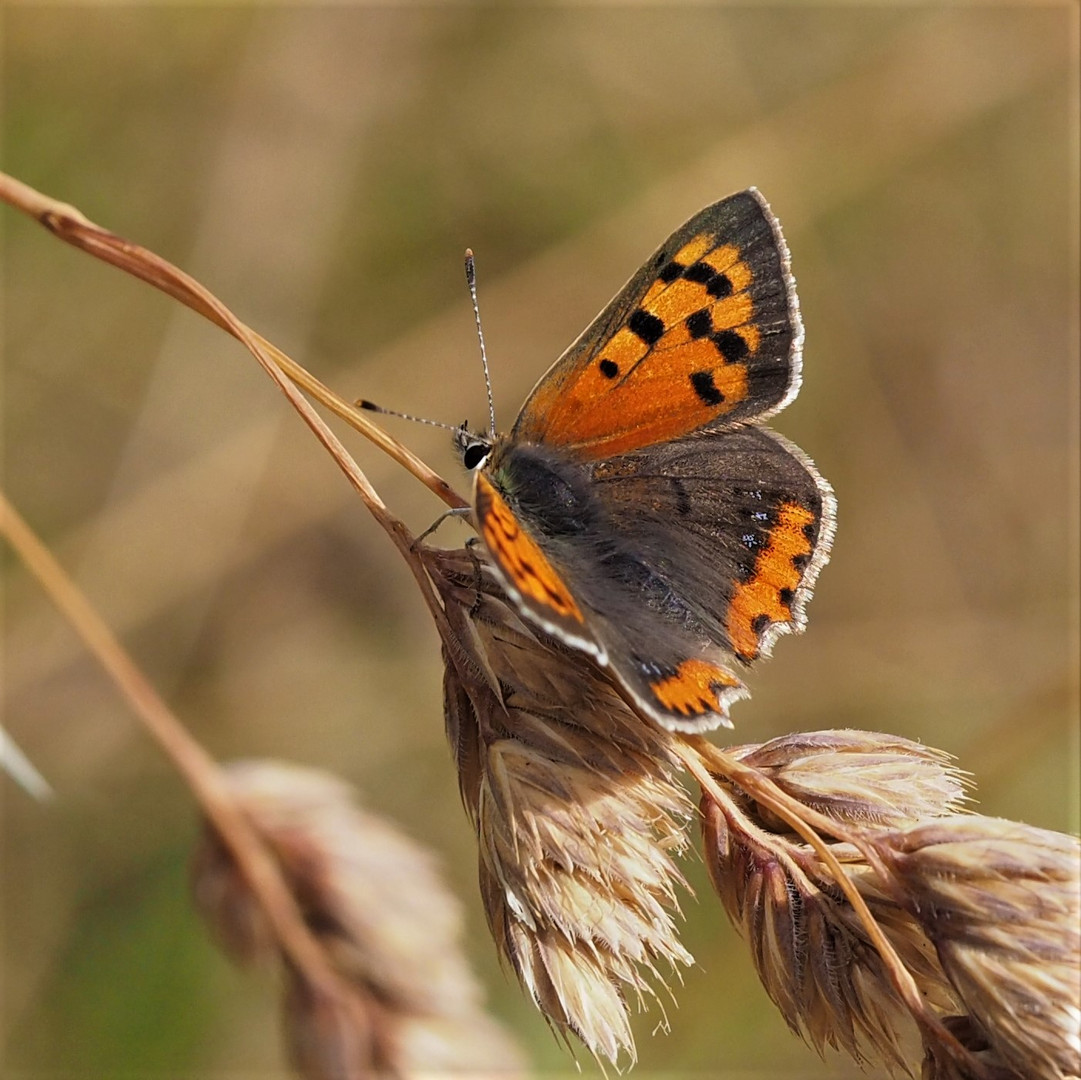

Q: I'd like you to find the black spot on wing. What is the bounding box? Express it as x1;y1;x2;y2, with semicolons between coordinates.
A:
686;309;713;339
679;261;733;300
599;358;619;378
690;370;724;406
706;273;733;299
629;308;665;346
713;330;749;363
684;261;715;284
658;260;684;283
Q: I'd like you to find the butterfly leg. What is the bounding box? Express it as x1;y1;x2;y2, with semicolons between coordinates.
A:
412;506;473;548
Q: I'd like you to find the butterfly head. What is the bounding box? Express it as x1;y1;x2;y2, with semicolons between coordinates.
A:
454;423;494;472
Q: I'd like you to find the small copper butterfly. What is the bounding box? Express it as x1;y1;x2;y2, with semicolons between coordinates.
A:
455;189;835;732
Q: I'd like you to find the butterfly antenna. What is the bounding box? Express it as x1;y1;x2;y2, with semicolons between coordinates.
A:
465;249;496;438
356;399;460;432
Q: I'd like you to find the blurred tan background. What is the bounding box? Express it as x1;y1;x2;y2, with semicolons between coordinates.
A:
2;7;1077;1077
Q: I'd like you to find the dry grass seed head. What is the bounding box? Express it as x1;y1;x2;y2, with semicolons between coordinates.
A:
702;730;970;1073
876;816;1081;1080
425;545;695;1066
730;730;969;831
191;759;525;1078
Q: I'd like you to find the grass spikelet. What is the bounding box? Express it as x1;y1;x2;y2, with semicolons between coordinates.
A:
425;546;695;1066
191;759;525;1078
700;729;968;1071
730;729;969;830
875;816;1081;1080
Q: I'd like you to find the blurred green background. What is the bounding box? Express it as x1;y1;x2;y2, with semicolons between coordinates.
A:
2;7;1077;1078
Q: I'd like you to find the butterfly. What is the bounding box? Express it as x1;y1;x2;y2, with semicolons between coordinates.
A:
455;189;835;733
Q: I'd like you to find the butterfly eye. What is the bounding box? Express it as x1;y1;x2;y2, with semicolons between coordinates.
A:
462;442;490;471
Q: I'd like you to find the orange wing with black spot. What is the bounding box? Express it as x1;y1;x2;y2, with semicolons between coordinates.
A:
512;189;802;459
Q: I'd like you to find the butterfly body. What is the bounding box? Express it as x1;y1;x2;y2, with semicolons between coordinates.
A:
462;190;835;732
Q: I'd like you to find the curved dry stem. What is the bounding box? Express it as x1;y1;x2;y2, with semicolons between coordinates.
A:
0;169;467;514
0;169;472;643
250;332;468;512
678;737;993;1080
0;169;467;700
1;170;490;1073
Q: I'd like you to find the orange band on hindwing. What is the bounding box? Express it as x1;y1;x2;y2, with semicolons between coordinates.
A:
727;501;816;661
648;658;741;718
474;473;585;624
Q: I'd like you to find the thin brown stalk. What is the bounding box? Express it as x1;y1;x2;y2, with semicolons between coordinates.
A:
0;168;463;648
0;169;466;514
0;491;361;1022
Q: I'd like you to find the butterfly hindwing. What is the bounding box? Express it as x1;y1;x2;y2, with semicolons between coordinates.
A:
589;424;835;668
512;189;802;459
476;425;834;731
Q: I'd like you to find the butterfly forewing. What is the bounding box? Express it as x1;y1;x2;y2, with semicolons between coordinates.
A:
590;426;835;669
512;189;802;459
472;469;601;658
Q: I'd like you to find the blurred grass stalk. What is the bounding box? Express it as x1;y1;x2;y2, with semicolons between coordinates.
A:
0;724;53;800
